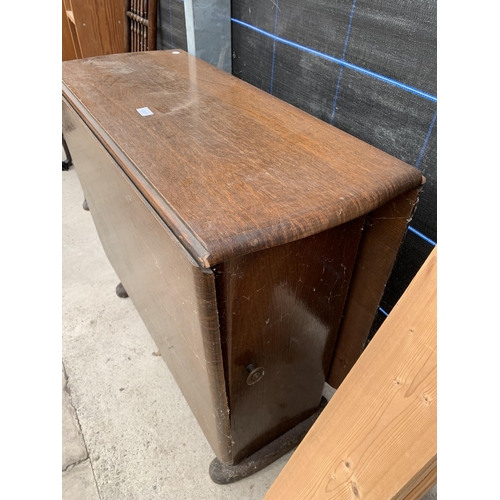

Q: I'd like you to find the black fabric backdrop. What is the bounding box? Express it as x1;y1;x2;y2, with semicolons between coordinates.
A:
157;0;188;51
157;0;437;342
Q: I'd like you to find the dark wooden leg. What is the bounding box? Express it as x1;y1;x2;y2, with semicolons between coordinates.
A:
62;134;72;171
208;397;328;484
82;199;89;211
115;282;129;298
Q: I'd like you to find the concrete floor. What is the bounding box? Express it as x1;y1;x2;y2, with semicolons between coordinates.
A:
62;163;437;500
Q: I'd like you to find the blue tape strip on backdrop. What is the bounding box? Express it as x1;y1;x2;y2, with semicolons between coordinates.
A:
232;18;437;103
330;0;358;124
408;226;436;247
269;0;279;94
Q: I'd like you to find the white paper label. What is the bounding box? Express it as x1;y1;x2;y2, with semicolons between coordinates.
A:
136;107;154;116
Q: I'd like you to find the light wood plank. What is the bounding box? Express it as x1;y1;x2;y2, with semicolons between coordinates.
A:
264;247;437;500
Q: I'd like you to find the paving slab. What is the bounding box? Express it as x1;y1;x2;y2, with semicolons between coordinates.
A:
62;461;100;500
423;485;437;500
62;364;87;470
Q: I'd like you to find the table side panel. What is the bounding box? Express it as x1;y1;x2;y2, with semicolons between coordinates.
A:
63;100;232;464
214;219;365;463
328;186;423;388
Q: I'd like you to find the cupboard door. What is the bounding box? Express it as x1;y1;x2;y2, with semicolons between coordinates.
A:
215;219;364;462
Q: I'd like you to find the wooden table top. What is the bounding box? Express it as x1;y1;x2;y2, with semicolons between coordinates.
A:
62;50;423;267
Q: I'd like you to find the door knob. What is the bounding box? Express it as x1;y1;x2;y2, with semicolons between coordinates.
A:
246;364;265;385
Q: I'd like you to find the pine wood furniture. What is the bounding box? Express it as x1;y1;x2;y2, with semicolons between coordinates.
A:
62;50;424;482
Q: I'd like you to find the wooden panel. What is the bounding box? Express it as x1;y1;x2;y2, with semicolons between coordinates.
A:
70;0;126;58
400;463;437;500
62;1;77;61
215;218;365;462
62;50;423;267
147;0;157;51
264;247;437;500
328;186;423;388
62;100;232;465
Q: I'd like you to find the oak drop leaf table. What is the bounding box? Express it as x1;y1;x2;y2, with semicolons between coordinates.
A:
62;50;424;483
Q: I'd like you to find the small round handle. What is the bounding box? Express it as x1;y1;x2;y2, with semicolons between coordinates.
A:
246;364;265;385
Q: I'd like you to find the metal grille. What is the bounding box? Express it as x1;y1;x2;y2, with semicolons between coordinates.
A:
127;0;157;51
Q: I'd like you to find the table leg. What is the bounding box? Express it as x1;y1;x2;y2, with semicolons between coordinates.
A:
115;282;129;298
62;134;72;171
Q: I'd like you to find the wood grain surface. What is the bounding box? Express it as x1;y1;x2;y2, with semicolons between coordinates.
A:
264;247;437;500
214;218;365;462
63;100;233;465
62;50;423;267
328;186;423;388
62;1;77;61
69;0;126;58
